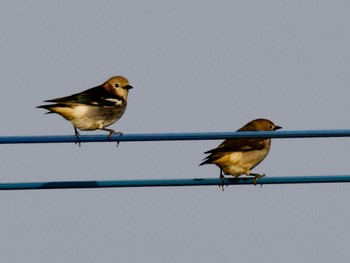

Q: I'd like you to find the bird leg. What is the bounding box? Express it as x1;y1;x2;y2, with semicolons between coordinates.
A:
74;127;81;147
102;128;123;146
250;173;265;186
219;169;228;191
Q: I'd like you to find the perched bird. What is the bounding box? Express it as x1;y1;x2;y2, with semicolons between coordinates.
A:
37;76;133;145
200;118;281;188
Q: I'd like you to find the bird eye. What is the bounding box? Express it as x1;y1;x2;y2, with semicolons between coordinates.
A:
114;83;119;88
269;125;274;130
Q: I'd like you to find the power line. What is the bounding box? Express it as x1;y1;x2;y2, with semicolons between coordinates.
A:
1;130;350;190
0;176;350;190
1;129;350;144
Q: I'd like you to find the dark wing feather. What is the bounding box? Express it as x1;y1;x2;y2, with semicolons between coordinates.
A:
199;138;266;166
204;138;266;154
44;85;122;106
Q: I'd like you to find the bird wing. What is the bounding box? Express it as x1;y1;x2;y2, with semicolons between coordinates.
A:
44;85;122;106
204;138;266;154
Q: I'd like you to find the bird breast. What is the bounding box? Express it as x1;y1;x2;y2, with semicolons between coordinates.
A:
70;103;127;130
215;147;270;176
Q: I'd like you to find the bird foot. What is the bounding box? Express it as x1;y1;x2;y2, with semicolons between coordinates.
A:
251;173;265;186
106;129;123;147
219;174;228;191
74;127;81;147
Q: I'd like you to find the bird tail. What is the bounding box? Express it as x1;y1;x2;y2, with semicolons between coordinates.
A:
199;157;211;166
36;104;54;114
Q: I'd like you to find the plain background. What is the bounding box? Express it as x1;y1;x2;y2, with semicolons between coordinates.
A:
1;1;350;262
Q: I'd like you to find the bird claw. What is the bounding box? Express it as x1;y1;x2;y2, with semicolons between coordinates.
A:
107;130;123;147
74;127;81;147
219;174;228;191
252;174;265;186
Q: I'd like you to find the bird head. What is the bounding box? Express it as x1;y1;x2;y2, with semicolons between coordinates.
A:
238;118;282;132
103;76;133;100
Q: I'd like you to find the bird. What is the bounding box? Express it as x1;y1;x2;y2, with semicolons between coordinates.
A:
199;118;281;189
37;76;133;145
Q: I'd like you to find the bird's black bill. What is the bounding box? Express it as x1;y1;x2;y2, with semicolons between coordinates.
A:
274;126;282;130
124;85;133;90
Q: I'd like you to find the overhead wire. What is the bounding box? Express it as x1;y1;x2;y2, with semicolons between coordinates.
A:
1;130;350;190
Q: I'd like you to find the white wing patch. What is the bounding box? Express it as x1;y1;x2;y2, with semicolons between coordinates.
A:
104;98;122;105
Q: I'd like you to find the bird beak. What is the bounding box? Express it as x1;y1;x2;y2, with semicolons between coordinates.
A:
124;85;133;90
274;125;282;130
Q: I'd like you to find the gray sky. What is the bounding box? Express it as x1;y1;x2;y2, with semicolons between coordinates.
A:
1;1;350;262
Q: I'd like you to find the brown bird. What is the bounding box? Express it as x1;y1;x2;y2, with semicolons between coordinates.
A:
200;118;281;188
